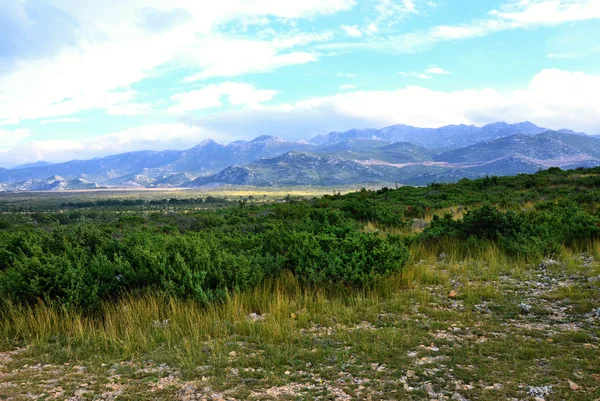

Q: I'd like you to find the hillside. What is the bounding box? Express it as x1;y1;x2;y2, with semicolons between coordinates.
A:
373;142;435;163
434;133;598;164
189;152;398;186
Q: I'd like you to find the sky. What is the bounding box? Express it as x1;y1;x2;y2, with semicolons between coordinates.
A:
0;0;599;167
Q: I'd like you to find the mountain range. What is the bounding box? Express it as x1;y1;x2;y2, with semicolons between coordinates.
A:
1;122;599;191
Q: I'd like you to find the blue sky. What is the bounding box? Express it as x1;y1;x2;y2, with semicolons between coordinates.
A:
0;0;599;167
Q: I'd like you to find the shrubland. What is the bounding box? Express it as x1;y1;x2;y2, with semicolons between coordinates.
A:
0;167;599;400
1;167;599;312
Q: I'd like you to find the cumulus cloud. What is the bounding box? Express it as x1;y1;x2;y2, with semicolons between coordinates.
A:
168;82;278;113
0;0;352;123
187;69;600;139
341;24;363;37
426;66;450;75
372;0;419;27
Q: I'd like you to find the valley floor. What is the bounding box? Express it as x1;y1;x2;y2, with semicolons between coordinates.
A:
1;250;599;400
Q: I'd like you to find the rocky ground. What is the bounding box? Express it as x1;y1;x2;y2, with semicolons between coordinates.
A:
1;256;598;400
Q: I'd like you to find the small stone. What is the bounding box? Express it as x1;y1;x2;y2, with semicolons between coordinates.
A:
448;290;458;299
228;351;236;358
451;392;468;401
528;385;552;397
568;380;579;391
284;370;290;375
406;370;416;378
519;302;532;314
247;312;267;322
291;313;297;320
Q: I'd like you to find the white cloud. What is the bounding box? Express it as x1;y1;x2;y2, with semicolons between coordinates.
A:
373;0;419;27
0;128;32;149
188;69;600;139
0;119;21;126
183;43;319;81
398;66;449;79
0;0;352;123
490;0;600;26
169;82;278;113
322;0;600;54
40;118;82;125
426;67;450;75
366;22;379;34
339;84;357;90
341;24;363;37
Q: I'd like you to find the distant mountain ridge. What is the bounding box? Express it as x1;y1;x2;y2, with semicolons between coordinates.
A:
309;121;564;149
1;122;599;191
433;133;591;163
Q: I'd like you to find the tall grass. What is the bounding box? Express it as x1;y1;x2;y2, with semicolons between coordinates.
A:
1;239;597;374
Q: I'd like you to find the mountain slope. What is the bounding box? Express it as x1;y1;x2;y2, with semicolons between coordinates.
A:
189;152;400;186
317;140;434;164
434;133;595;164
373;142;434;163
536;131;600;158
8;176;99;191
462;156;544;175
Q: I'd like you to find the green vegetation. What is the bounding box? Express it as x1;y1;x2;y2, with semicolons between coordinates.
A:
0;167;599;399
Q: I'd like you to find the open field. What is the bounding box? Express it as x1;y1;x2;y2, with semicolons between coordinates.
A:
0;183;395;212
0;168;599;400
